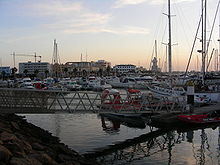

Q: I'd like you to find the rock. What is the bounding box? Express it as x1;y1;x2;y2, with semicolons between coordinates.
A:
58;154;74;162
0;114;99;165
13;151;26;158
22;140;32;154
11;121;20;130
0;145;12;162
32;143;45;151
10;157;42;165
60;162;80;165
0;162;7;165
0;131;18;142
4;141;24;153
54;144;79;156
30;153;58;165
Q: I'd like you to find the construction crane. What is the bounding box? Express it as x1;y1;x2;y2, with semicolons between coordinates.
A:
11;52;42;67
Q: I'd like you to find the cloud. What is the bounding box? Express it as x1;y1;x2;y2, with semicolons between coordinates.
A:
63;26;150;35
24;0;82;16
149;0;196;5
5;0;150;35
114;0;147;8
113;0;196;7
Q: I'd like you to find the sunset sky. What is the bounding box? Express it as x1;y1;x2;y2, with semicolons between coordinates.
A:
0;0;219;71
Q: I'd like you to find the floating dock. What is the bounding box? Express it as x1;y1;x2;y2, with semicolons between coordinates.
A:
149;103;220;128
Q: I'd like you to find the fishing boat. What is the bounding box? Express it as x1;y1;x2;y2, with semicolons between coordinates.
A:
178;110;220;124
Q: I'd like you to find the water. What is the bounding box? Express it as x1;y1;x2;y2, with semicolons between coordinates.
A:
23;113;220;165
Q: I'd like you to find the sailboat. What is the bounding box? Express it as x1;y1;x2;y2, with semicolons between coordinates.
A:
148;0;186;97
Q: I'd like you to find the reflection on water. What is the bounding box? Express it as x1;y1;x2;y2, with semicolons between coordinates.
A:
23;113;220;165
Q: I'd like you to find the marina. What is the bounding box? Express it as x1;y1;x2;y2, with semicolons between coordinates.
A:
1;0;220;164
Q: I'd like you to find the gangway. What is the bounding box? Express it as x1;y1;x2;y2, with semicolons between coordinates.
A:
0;88;187;114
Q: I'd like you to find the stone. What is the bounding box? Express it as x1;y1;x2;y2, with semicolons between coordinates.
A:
10;157;42;165
4;141;25;154
0;145;12;162
30;153;58;165
58;154;74;162
54;144;79;156
0;131;18;142
0;162;7;165
11;122;20;130
32;142;45;151
22;140;32;154
60;162;80;165
13;151;26;158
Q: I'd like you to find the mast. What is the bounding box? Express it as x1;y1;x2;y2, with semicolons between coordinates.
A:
168;0;172;74
201;0;207;82
219;0;220;71
155;40;157;59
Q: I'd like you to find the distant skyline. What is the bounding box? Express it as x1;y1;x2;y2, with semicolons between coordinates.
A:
0;0;219;71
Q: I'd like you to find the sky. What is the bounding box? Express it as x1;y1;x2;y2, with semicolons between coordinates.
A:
0;0;219;71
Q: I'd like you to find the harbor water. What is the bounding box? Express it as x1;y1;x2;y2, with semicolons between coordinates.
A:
23;113;220;165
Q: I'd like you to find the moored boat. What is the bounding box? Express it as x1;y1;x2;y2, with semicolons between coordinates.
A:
178;110;220;124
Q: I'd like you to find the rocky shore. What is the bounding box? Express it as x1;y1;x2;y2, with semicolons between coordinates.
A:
0;114;99;165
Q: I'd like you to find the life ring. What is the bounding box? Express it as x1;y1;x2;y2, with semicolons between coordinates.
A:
147;92;154;102
101;90;109;103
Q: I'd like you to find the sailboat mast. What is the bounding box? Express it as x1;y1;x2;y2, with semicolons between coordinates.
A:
201;0;207;81
155;40;157;59
219;1;220;71
168;0;172;74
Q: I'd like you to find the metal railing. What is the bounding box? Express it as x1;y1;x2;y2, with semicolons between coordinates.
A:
0;88;187;113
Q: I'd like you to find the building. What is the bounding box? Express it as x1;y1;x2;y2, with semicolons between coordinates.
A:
113;64;136;73
19;62;51;75
0;67;11;75
64;60;111;73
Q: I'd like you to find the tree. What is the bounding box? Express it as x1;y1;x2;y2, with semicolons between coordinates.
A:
106;65;111;76
23;69;28;76
98;68;103;77
72;68;78;77
1;71;6;80
34;69;39;77
64;68;68;77
11;67;17;78
82;70;87;77
44;70;49;78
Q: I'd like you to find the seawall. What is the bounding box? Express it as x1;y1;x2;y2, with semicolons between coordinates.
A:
0;114;99;165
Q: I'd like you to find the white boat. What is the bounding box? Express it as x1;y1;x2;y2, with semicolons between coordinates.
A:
20;82;35;89
59;79;81;91
88;76;112;91
107;77;149;89
148;84;186;97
